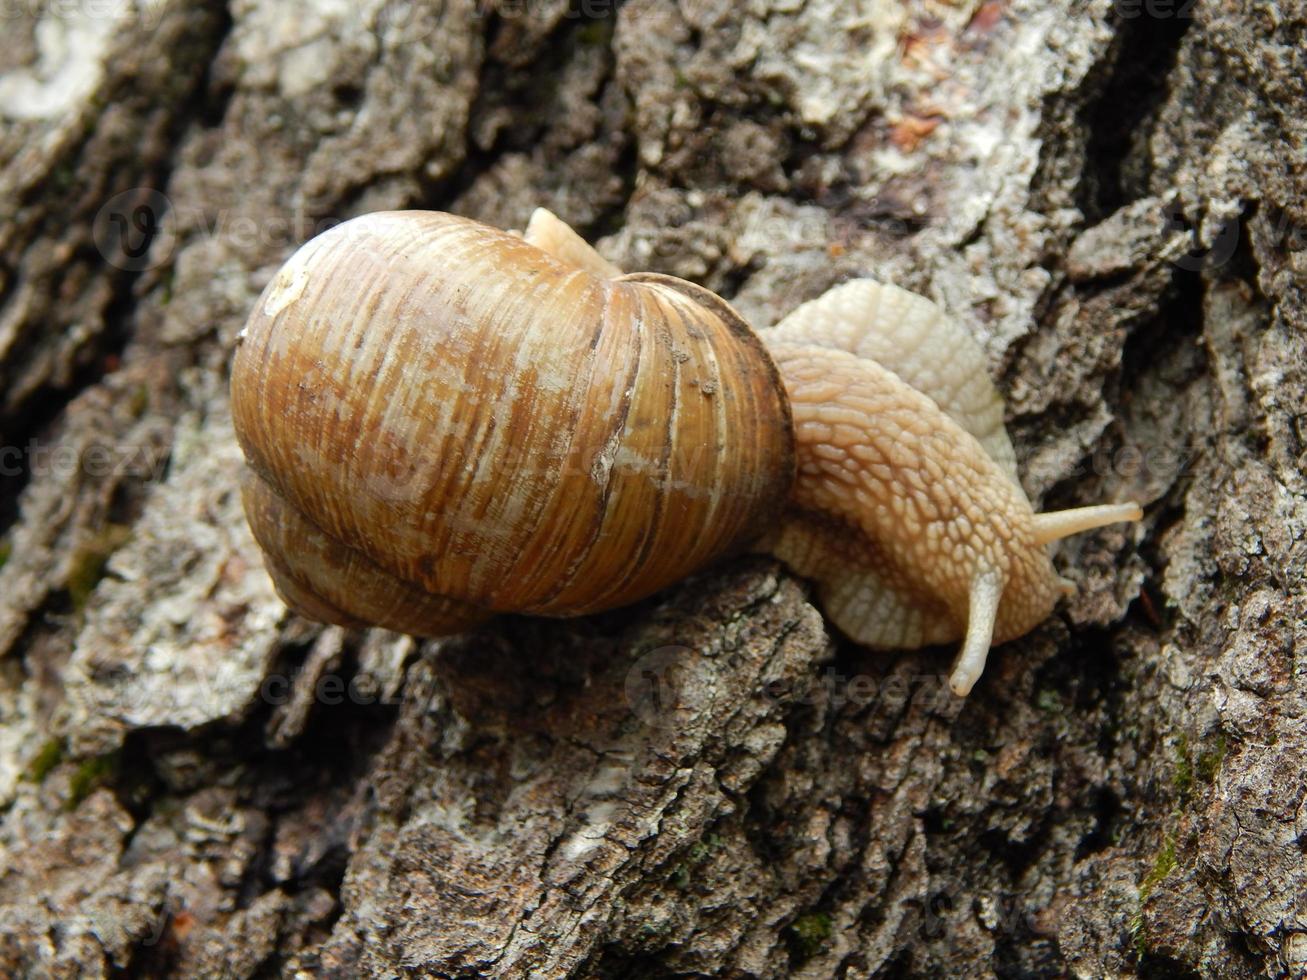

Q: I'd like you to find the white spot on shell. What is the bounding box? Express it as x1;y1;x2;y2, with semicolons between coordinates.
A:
263;263;310;317
590;427;623;487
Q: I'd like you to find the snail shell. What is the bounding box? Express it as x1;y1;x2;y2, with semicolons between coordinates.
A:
231;211;795;635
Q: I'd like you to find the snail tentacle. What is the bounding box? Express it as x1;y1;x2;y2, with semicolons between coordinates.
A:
951;566;1003;697
1032;502;1145;545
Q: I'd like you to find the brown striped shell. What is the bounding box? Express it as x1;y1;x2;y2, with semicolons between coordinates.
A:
231;210;795;635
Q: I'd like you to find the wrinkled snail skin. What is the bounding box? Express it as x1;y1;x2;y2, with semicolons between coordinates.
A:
231;210;795;637
757;280;1143;694
762;339;1110;697
232;207;1142;697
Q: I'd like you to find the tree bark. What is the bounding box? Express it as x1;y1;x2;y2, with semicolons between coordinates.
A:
1;1;1304;977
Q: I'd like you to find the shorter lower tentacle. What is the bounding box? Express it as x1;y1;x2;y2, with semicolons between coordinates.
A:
950;567;1003;696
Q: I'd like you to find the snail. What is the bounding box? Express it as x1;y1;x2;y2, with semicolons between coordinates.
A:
231;208;1141;696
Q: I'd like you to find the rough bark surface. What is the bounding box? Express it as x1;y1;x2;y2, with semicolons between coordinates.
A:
0;1;1303;977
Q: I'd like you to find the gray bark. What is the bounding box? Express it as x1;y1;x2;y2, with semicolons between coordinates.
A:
0;0;1304;977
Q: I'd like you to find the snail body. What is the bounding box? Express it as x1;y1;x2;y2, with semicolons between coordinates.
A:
232;209;1140;696
758;281;1140;693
